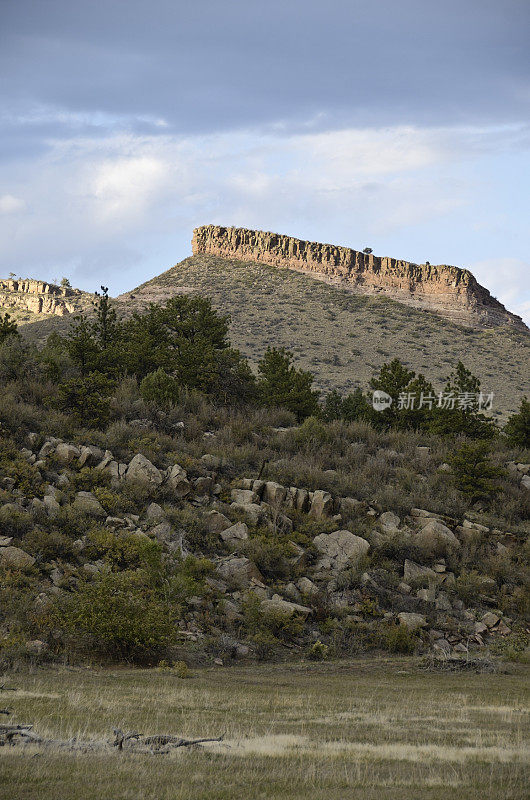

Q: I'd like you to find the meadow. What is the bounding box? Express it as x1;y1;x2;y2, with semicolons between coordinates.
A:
1;658;528;800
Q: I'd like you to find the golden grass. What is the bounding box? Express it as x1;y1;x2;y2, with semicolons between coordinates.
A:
0;658;528;799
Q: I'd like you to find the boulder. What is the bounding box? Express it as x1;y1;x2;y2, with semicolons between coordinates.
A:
125;454;163;486
54;443;81;463
145;502;165;523
378;511;400;532
43;495;61;518
149;521;173;542
297;577;319;597
397;612;428;631
521;475;530;491
230;488;260;505
230;502;264;525
220;522;249;545
414;519;460;558
72;491;106;518
263;481;287;506
481;611;500;628
313;530;369;571
216;556;264;589
403;559;437;584
77;445;105;468
260;594;311;618
295;488;310;513
0;546;35;569
310;490;334;519
204;510;232;534
165;464;191;498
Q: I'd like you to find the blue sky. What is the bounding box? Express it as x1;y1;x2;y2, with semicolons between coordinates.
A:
1;0;529;321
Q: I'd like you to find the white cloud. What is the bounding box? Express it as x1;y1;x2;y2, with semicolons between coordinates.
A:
0;194;25;214
90;156;169;221
0;122;528;323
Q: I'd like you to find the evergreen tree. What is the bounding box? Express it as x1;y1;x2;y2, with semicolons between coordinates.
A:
430;361;496;439
257;347;319;420
504;398;530;449
0;313;20;344
449;440;505;504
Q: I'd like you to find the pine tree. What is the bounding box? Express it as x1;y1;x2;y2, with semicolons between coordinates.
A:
504;398;530;449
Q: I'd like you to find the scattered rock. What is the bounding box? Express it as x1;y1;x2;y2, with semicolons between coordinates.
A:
217;556;264;589
0;546;35;569
260;594;311;618
72;491;106;518
397;612;428;630
125;454;163;486
313;530;369;571
414;519;460;558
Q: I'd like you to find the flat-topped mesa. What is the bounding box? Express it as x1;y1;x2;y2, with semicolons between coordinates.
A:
0;278;86;316
192;225;527;330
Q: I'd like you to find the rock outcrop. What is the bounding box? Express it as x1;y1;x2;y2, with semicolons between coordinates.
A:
192;225;527;330
0;278;88;317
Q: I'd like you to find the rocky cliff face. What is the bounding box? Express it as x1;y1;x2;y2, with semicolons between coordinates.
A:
192;225;526;330
0;279;88;317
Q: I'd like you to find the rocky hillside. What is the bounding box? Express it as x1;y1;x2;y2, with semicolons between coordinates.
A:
1;421;528;667
192;225;528;331
0;278;92;323
116;254;530;419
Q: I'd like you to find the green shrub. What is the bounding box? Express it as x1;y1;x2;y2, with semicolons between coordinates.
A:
140;368;181;408
307;640;329;660
84;528;163;570
383;623;418;654
55;570;178;662
56;373;115;428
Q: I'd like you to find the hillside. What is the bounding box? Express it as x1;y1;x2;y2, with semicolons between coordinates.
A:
0;278;93;324
111;253;530;419
192;225;528;331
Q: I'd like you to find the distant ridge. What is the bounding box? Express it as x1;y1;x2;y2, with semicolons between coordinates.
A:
192;225;527;331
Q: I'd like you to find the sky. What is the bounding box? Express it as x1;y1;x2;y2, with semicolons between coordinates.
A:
1;0;529;322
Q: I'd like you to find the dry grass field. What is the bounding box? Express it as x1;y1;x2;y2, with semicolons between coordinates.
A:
1;658;528;800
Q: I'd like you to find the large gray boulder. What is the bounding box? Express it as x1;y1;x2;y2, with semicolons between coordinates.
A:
72;491;106;518
0;546;35;569
398;612;428;631
204;510;232;534
263;481;287;506
230;488;260;506
415;519;460;558
220;522;249;546
125;454;163;486
378;511;400;532
216;556;264;589
313;530;369;571
54;443;81;463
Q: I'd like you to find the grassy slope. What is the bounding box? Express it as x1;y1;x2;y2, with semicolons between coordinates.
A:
19;254;530;417
1;660;528;800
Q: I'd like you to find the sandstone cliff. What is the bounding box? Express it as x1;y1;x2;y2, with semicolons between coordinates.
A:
0;279;89;317
192;225;526;330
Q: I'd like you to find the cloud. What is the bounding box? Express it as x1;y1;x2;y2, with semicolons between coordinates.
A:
90;155;169;221
0;194;26;214
0;121;528;324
